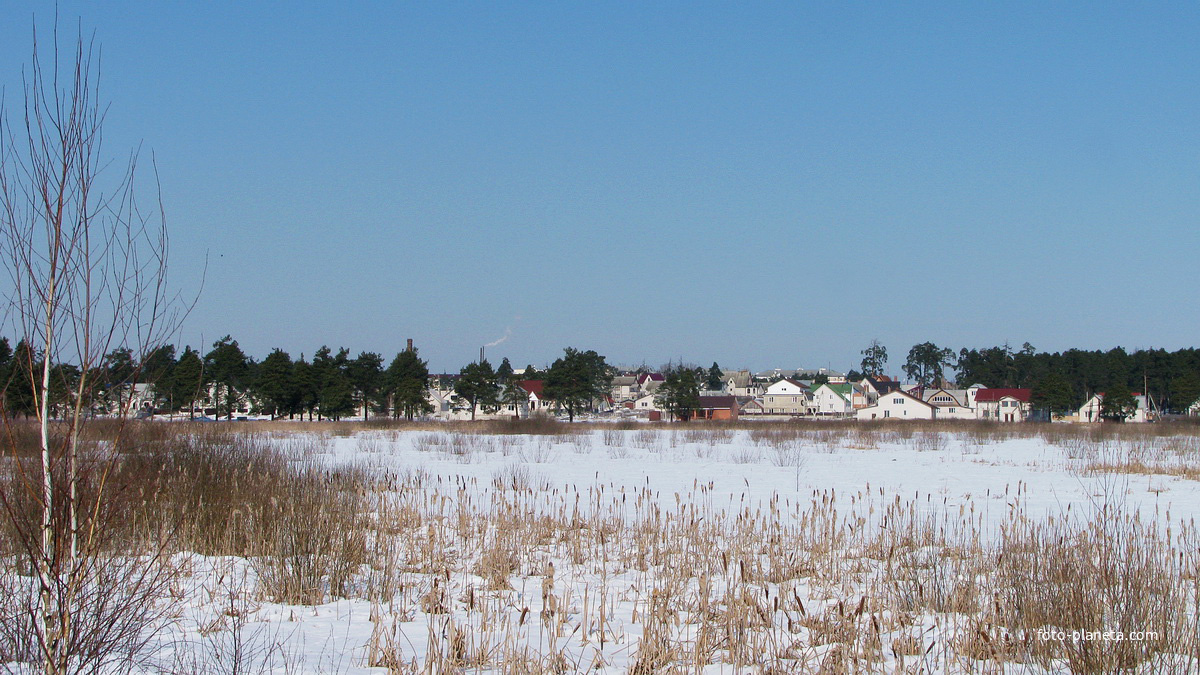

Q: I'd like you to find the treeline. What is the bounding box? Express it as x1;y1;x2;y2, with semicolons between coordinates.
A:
865;341;1200;413
957;344;1200;414
0;335;434;421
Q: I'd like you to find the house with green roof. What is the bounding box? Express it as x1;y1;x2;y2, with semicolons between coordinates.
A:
811;382;861;417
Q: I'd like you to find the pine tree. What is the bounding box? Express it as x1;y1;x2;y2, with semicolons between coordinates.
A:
656;366;700;422
705;362;723;390
205;336;249;419
256;349;296;419
860;340;888;377
346;351;384;419
544;348;613;422
455;359;499;420
170;346;205;418
312;346;354;420
1100;383;1138;422
1031;372;1076;416
5;339;38;418
496;357;514;384
385;349;433;420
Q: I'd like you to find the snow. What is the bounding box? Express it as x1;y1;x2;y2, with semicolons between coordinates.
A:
139;426;1200;672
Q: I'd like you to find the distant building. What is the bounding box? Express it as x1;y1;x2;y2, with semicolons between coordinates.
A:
974;389;1032;422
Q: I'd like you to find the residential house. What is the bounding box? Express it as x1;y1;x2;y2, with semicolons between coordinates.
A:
633;393;660;413
920;388;975;420
695;396;739;421
610;376;639;404
635;373;665;396
974;389;1032;422
722;370;763;397
859;376;903;405
810;383;859;417
855;389;937;420
1077;392;1151;423
739;397;767;416
763;379;812;416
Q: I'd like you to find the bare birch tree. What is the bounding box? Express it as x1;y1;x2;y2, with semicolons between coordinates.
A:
0;23;188;673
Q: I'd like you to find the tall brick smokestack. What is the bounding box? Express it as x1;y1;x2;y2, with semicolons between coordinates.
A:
407;338;413;353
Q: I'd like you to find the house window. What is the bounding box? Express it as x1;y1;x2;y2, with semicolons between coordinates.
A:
893;398;904;404
884;411;890;418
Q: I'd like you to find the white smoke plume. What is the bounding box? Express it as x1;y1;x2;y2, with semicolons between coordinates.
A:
485;327;512;348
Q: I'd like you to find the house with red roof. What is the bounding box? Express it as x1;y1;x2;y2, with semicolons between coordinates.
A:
973;388;1032;422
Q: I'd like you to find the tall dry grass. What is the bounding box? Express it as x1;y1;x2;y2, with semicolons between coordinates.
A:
2;420;1198;671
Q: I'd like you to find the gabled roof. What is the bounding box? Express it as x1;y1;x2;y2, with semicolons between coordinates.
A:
516;380;545;397
723;370;753;388
813;382;855;402
864;376;902;394
974;388;1031;403
874;389;937;409
922;388;967;406
697;396;738;409
637;373;665;384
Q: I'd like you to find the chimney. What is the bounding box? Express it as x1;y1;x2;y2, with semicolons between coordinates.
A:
406;338;413;353
480;346;485;363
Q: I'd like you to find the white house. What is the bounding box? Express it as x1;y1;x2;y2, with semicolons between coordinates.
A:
635;373;665;396
763;379;811;416
1077;392;1151;423
633;393;660;413
972;389;1032;422
856;390;937;420
810;383;857;417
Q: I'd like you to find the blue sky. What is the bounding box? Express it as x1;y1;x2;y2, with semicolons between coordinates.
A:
2;2;1197;374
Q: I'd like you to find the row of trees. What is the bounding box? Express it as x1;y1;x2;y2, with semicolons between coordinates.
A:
857;340;1200;414
0;335;434;421
0;336;626;423
453;348;614;421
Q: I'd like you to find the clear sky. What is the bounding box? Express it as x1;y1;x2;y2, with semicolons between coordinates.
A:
2;2;1197;374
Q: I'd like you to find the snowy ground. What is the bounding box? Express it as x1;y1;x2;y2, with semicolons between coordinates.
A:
143;426;1200;673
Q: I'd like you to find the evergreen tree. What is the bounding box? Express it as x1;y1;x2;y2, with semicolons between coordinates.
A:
205;336;249;419
501;379;529;419
0;337;11;413
170;346;205;418
312;346;355;420
705;362;723;391
496;357;514;384
860;340;888;377
522;364;542;380
101;347;137;412
293;356;319;421
1100;382;1138;422
6;340;39;418
141;344;177;409
1031;371;1076;416
544;347;613;422
47;363;80;418
346;351;384;419
256;348;297;419
385;349;433;420
655;364;700;422
455;359;499;420
1170;372;1200;413
904;342;955;387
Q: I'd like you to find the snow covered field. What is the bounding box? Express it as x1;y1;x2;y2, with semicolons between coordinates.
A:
115;423;1200;672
